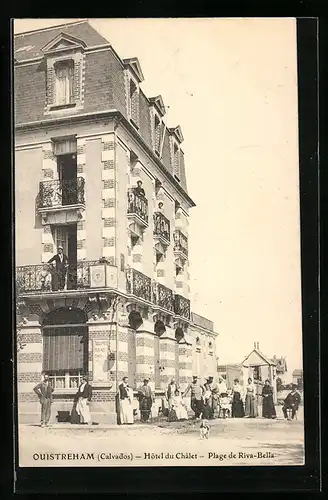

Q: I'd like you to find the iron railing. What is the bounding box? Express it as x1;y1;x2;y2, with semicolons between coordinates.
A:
39;178;85;208
174;294;191;320
126;268;152;302
16;261;99;293
127;188;148;224
173;230;188;257
153;212;170;243
153;282;174;312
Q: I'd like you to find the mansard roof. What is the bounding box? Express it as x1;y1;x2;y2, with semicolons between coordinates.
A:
14;20;109;62
123;57;144;82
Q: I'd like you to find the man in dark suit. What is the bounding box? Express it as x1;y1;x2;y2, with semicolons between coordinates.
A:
33;373;54;427
75;375;93;425
135;180;145;197
282;384;301;420
48;246;69;290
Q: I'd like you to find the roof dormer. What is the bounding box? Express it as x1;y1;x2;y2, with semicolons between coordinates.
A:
41;32;87;56
169;125;184;144
42;32;86;115
149;95;166;117
123;57;144;83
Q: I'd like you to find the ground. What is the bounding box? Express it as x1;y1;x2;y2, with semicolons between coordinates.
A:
18;407;304;467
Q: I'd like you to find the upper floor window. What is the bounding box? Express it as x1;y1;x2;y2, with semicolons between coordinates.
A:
154;115;162;155
55;61;74;106
173;142;180;181
129;78;139;127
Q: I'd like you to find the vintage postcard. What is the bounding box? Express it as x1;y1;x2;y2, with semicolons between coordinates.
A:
14;17;305;468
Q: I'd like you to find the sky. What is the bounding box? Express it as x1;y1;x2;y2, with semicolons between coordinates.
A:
14;18;303;381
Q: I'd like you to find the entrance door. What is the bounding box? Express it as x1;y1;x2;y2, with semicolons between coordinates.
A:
54;225;77;289
58;154;78;205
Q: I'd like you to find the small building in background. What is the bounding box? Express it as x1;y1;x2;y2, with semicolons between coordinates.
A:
217;363;242;388
292;369;303;389
241;342;278;404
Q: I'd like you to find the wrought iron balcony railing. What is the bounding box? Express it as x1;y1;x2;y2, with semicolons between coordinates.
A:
153;212;170;243
174;294;191;320
16;261;99;293
39;178;85;209
127;188;149;224
126;268;152;302
173;230;188;258
153;282;174;312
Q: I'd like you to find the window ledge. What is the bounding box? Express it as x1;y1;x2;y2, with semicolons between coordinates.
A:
49;103;77;111
130;118;139;131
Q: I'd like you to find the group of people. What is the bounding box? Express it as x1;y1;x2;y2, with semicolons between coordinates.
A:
33;372;301;427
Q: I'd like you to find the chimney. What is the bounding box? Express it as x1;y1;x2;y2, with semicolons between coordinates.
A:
257;342;260;350
253;342;256;349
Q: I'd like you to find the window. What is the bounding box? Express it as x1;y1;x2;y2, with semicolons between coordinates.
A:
253;366;261;381
54;226;68;254
54;61;74;106
43;308;88;390
129;79;139;126
43;326;87;389
154;115;162;154
173;142;180;181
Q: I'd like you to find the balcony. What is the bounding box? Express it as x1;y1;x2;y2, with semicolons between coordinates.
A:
173;230;188;265
153;282;174;313
127;189;148;237
16;261;104;294
38;178;85;225
153;212;170;253
126;268;152;302
174;294;191;320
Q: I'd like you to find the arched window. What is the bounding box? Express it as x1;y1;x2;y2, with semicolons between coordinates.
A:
42;308;88;389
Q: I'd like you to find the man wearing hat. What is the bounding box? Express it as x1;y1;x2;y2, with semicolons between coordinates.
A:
137;378;154;422
48;246;69;290
282;384;301;420
75;374;93;425
183;375;205;419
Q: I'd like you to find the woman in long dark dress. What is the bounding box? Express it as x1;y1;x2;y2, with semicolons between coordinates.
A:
261;379;276;419
231;378;245;418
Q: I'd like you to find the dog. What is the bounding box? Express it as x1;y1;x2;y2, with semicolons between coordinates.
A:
200;419;211;439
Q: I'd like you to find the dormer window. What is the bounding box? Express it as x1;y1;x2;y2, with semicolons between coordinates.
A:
173;142;180;181
54;60;74;106
41;33;86;114
129;78;139;126
154;115;162;155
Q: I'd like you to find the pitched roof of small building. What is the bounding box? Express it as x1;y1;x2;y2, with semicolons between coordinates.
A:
242;346;276;367
14;20;109;61
292;369;303;377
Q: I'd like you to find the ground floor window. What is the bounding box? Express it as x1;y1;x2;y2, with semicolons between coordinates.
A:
43;325;88;389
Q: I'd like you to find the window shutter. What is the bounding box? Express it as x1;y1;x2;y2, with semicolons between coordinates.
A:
54;138;77;156
43;328;86;371
47;66;56;106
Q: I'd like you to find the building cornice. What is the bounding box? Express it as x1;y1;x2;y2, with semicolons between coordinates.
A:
15;109;196;208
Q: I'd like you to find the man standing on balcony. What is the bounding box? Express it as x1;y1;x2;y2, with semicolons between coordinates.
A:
47;246;69;291
33;373;54;427
135;180;145;197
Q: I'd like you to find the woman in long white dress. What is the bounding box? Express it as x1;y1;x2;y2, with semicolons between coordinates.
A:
120;385;134;424
171;389;188;420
